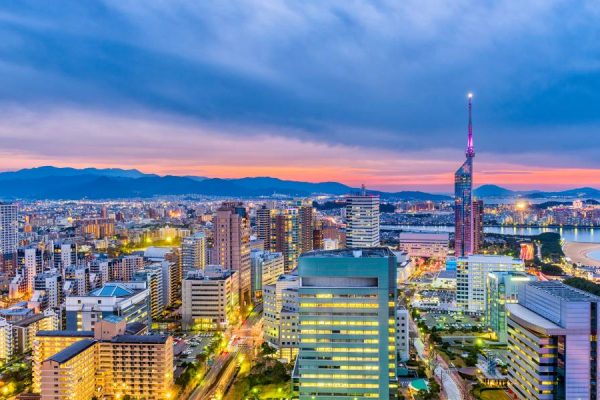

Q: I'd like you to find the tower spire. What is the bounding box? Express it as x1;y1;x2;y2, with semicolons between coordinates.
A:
466;92;475;158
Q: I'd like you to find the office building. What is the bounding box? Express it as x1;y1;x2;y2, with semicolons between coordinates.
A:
65;282;150;330
263;274;300;362
454;94;484;256
181;232;207;271
456;255;524;313
486;271;535;343
181;266;239;330
398;232;449;259
212;202;252;311
345;187;380;248
507;282;600;400
0;203;18;274
251;249;284;302
295;248;398;399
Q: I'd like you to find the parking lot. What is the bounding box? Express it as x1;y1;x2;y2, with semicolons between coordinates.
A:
173;332;215;364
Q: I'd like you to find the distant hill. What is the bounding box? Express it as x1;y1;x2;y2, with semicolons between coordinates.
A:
0;166;451;200
474;184;515;198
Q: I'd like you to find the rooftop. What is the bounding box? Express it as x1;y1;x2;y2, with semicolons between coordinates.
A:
506;303;565;335
530;281;600;302
111;335;169;344
37;330;94;337
301;247;395;259
125;322;147;335
46;339;96;364
12;313;47;327
89;283;134;297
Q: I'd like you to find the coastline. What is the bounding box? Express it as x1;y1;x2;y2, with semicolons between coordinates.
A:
563;242;600;267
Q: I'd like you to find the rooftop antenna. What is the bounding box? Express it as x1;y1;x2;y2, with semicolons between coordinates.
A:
466;92;475;158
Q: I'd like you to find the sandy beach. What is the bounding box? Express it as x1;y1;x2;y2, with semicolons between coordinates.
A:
563;242;600;267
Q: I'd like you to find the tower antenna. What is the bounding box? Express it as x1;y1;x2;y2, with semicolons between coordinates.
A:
466;93;475;158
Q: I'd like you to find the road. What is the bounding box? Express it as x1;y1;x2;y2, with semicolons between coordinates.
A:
410;315;465;400
187;305;264;400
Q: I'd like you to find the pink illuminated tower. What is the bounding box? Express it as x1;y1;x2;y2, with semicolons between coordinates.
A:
454;93;482;256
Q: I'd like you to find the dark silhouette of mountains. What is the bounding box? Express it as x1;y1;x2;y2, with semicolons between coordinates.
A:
0;166;451;200
474;184;600;199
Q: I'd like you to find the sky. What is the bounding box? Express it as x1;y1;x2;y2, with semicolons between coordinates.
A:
1;1;600;192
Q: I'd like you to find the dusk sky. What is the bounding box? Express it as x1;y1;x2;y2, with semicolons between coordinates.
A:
1;1;600;192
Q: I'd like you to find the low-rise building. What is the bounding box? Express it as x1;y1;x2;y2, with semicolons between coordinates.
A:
181;266;239;330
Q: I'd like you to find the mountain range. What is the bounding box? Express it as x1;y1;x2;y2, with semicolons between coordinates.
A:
0;166;450;200
474;184;600;199
0;167;597;201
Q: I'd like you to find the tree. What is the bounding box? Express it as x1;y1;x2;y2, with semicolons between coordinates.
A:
260;342;277;357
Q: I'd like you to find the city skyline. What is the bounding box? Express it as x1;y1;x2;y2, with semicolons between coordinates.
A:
1;2;600;191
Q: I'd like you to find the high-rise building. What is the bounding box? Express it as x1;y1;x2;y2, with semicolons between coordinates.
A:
181;266;239;330
345;187;380;248
212;202;252;311
507;282;600;400
454;94;484;256
53;242;77;272
18;247;44;295
298;201;314;254
0;203;18;274
256;205;272;251
134;266;165;320
271;208;300;272
396;306;410;362
295;248;398;399
250;249;284;302
181;232;207;271
457;255;524;313
34;271;63;310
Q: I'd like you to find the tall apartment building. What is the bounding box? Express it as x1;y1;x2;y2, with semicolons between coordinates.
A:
271;208;300;272
263;274;300;362
345;189;380;248
34;271;63;310
486;271;535;343
181;266;239;330
295;248;398;399
181;232;207;271
298;201;315;254
250;249;284;302
0;203;18;274
17;247;44;294
456;255;524;313
34;316;173;399
53;243;77;271
507;282;600;400
111;255;144;281
134;266;165;320
398;232;449;259
256;205;272;251
212;202;251;311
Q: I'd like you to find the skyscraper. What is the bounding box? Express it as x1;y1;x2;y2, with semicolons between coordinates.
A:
256;205;272;251
454;94;484;256
295;248;398;399
345;186;380;248
212;202;252;312
271;208;300;272
297;201;315;254
0;203;18;274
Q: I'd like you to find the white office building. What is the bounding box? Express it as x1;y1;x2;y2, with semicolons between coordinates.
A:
396;306;410;362
456;255;524;313
263;274;300;361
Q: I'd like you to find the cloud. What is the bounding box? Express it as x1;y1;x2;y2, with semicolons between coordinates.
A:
0;0;599;184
